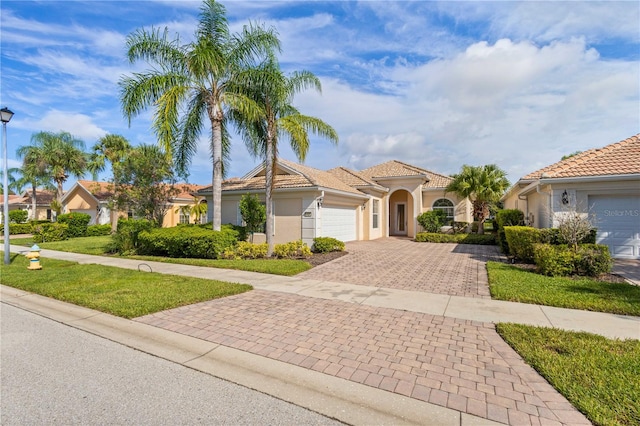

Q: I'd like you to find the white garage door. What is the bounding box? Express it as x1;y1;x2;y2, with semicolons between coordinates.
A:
589;195;640;259
321;205;356;242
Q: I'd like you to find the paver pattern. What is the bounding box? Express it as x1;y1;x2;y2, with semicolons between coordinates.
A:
298;238;501;298
136;290;589;425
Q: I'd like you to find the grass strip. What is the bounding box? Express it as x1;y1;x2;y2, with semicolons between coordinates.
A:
487;261;640;316
10;236;312;276
0;252;252;319
497;323;640;426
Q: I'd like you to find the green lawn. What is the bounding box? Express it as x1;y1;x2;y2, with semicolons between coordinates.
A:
0;252;251;318
497;323;640;426
487;261;640;316
9;236;312;276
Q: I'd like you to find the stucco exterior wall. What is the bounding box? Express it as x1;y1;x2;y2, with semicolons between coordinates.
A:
65;188;97;211
274;198;303;244
421;191;471;224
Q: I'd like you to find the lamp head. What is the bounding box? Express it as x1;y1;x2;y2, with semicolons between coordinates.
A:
0;107;14;123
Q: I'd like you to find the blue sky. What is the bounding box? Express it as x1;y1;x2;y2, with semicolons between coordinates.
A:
1;1;639;189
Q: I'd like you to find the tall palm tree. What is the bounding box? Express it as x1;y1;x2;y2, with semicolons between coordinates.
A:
0;168;24;195
239;55;338;255
89;134;131;180
119;0;279;231
16;143;56;220
22;131;87;202
445;164;510;235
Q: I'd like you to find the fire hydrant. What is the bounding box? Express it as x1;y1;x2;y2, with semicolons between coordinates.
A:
25;244;42;270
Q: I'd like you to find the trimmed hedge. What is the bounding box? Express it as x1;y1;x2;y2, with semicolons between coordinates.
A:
107;219;155;254
533;243;612;277
504;226;542;263
137;226;238;259
274;240;312;258
32;222;68;243
222;242;268;259
312;237;345;253
415;232;497;245
86;224;112;236
7;223;33;235
9;209;28;223
57;213;92;238
495;209;524;254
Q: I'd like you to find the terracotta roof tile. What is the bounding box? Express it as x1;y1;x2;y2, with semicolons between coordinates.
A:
522;134;640;179
326;167;385;189
77;180;113;201
359;160;453;189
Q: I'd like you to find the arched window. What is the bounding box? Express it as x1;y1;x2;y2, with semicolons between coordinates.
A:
432;198;454;222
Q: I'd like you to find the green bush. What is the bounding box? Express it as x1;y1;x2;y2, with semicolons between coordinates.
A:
504;226;542;263
32;222;68;243
7;223;32;235
533;244;577;277
57;213;92;238
86;224;112;237
274;240;312;258
107;218;155;254
575;244;612;276
533;243;612;277
417;210;447;233
452;221;469;234
222;241;268;259
415;232;497;245
312;237;345;253
495;209;524;254
9;210;28;223
540;228;598;245
137;226;238;259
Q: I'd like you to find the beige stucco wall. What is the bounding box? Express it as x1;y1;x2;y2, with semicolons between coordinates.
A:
65;187;97;211
274;198;303;244
421;191;471;224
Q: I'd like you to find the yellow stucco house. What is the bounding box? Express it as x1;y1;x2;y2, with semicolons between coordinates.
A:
502;134;640;259
198;159;472;246
61;180;207;227
7;190;56;221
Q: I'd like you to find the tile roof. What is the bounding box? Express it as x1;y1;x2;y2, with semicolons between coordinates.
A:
77;180;113;201
173;183;207;199
359;160;453;189
216;159;364;196
13;190;56;205
522;134;640;180
326;167;386;190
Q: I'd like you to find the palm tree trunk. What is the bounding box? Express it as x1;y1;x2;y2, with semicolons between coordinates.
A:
210;115;223;232
265;139;275;257
30;185;37;221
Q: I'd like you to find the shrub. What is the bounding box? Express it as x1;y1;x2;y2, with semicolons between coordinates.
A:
415;232;497;245
137;226;238;259
86;224;112;237
7;223;32;235
533;244;577;277
222;241;268;259
239;194;266;235
495;209;524;254
533;243;612;277
575;244;612;277
504;226;541;263
312;237;345;253
9;210;28;223
107;218;155;254
417;210;447;233
274;240;312;258
32;222;68;243
540;228;597;245
57;213;92;238
452;222;469;234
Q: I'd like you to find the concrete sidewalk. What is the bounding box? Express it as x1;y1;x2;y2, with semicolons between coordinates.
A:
9;245;639;340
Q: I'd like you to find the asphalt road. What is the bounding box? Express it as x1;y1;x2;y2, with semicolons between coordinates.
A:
1;303;341;425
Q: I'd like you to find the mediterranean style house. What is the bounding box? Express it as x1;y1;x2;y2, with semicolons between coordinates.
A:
502;134;640;259
198;159;472;246
60;180;207;227
7;189;56;221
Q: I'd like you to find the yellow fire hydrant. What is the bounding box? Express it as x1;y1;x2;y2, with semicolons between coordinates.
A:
25;244;42;270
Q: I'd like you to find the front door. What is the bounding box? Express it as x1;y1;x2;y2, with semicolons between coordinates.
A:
395;203;407;235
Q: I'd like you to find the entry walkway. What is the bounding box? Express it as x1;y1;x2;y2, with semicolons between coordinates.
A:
3;244;639;425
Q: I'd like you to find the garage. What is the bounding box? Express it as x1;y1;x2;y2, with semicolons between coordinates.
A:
321;205;357;242
589;195;640;259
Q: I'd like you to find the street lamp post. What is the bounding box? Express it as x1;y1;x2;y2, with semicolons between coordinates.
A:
1;107;14;265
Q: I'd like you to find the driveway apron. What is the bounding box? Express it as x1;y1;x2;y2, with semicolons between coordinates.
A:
298;238;501;298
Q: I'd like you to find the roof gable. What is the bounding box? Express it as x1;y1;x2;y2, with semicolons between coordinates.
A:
359;160;453;189
76;180;113;201
522;134;640;180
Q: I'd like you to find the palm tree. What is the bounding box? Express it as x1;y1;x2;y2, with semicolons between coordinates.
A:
239;54;338;255
0;168;24;195
89;134;131;180
445;164;510;235
16;144;56;220
119;0;279;231
22;131;87;202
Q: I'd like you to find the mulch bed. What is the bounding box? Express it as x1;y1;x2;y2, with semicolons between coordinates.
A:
305;251;348;267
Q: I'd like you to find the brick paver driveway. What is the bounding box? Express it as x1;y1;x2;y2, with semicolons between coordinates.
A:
298;238;502;298
137;291;588;425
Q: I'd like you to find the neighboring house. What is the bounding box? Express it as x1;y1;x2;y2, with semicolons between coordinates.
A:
61;180;115;225
61;180;207;227
7;190;56;221
502;134;640;259
163;184;207;227
198;159;472;246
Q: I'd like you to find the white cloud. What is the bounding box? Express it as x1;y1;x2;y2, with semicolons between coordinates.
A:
20;110;108;142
